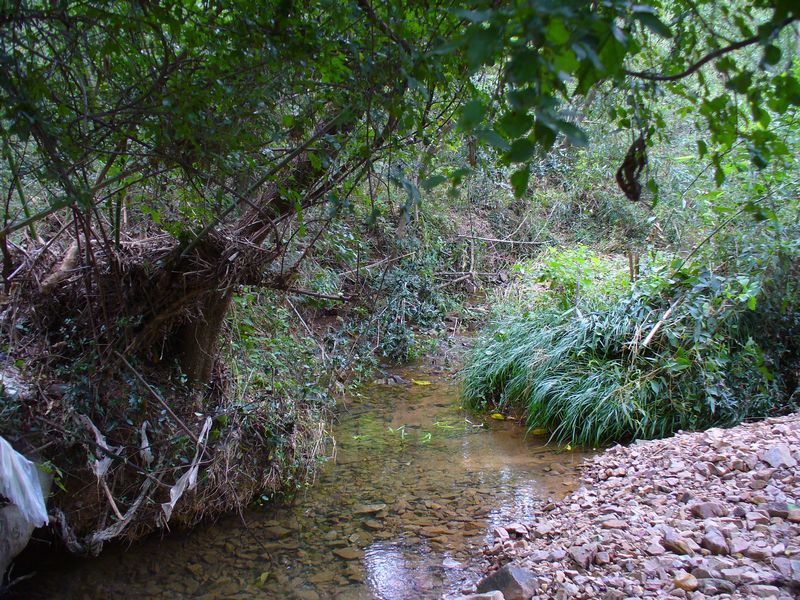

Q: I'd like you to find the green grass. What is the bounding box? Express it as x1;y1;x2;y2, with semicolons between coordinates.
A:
462;248;798;447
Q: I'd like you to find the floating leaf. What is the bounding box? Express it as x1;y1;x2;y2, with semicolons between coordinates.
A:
490;413;505;420
412;379;432;386
531;427;548;436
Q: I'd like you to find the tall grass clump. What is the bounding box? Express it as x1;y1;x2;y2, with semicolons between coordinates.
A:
462;228;800;447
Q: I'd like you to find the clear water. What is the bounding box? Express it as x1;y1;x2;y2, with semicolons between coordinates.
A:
14;365;585;599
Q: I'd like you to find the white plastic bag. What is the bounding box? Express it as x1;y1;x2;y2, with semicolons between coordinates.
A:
0;436;48;527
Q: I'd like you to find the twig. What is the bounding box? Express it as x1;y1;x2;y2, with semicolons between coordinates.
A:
456;234;545;246
434;273;473;290
286;299;327;361
285;287;352;302
114;351;199;444
338;251;414;276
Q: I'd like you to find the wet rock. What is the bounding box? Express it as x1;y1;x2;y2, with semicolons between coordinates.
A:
263;525;292;538
476;564;538;600
332;547;363;560
503;523;528;537
762;445;796;469
363;519;383;530
457;593;505;600
353;503;387;515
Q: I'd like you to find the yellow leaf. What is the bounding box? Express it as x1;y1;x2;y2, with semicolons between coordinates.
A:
490;413;505;420
256;572;270;586
531;427;548;436
411;379;432;386
565;443;573;451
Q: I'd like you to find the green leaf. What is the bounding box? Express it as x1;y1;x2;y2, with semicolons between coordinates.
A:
546;19;570;45
762;44;781;66
497;111;533;138
459;99;486;130
634;13;673;38
421;175;447;190
476;128;510;151
506;138;536;163
465;26;498;67
452;8;493;23
510;167;530;198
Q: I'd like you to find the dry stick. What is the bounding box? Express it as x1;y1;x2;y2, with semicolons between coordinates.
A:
338;251;414;277
640;302;677;350
114;351;199;444
284;287;352;302
455;234;545;246
434;273;472;291
286;298;327;361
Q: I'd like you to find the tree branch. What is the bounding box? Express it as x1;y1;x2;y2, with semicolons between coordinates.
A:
624;17;797;82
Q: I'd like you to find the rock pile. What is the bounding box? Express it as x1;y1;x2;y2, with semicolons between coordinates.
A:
461;414;800;599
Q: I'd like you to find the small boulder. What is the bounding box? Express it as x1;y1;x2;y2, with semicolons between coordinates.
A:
662;529;693;555
690;502;728;519
745;584;781;598
761;445;797;469
673;571;698;591
773;557;800;588
600;519;627;529
476;564;538;600
701;530;729;555
568;543;598;570
697;578;736;595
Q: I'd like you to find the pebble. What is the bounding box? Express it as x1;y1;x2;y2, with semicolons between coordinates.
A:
467;413;800;599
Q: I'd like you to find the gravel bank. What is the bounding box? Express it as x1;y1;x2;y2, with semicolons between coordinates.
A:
463;414;800;599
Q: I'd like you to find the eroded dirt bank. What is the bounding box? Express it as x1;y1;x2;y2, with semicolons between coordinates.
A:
457;414;800;600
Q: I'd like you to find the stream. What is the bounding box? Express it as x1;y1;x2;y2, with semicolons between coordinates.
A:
13;362;585;599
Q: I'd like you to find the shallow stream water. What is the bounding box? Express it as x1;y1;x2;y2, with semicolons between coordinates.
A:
15;363;585;599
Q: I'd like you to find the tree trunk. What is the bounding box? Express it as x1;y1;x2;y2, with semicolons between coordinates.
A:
174;289;233;384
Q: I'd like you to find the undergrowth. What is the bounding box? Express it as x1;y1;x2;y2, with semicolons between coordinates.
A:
462;222;800;447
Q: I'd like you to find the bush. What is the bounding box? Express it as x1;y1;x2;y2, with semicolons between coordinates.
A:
462;226;800;447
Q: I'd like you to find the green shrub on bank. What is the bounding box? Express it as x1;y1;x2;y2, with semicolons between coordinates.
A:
462;229;800;446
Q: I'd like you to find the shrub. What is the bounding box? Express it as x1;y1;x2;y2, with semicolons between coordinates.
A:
463;227;800;446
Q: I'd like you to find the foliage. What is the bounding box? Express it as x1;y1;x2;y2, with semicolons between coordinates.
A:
528;246;630;310
226;291;333;492
442;1;799;199
463;206;800;446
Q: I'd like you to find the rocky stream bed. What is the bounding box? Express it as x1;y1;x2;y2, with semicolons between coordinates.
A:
455;413;800;600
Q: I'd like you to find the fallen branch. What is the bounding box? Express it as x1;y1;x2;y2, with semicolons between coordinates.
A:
338;251;415;277
285;287;353;302
434;273;473;290
456;234;545;246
